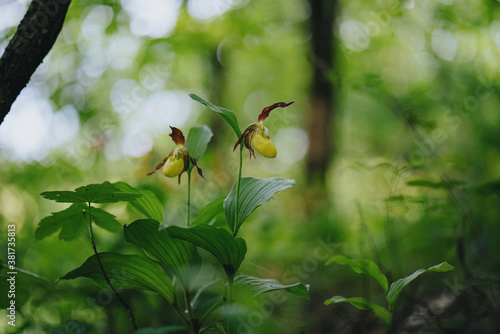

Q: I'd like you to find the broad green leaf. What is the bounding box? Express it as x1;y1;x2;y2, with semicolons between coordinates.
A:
59;252;175;304
191;197;225;226
89;207;121;233
114;182;164;222
35;203;87;241
387;262;454;311
43;327;67;334
135;326;185;334
384;195;406;202
41;181;141;204
471;179;500;196
234;275;309;299
224;177;295;235
0;266;52;309
406;179;444;188
167;224;246;279
202;322;226;333
44;320;86;334
326;255;388;294
123;219;201;287
189;94;242;138
324;296;390;330
406;179;464;189
184;125;213;161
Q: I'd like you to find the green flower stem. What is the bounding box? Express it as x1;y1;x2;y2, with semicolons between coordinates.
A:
171;277;192;328
187;171;192;227
226;276;235;333
227;276;234;303
86;203;138;331
233;145;243;236
185;289;198;334
172;305;191;331
199;299;223;324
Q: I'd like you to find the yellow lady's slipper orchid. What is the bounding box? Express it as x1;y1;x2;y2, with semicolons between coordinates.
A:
148;126;204;183
234;101;294;159
253;128;277;158
162;149;186;177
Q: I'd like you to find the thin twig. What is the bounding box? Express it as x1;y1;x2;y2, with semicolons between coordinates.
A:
233;145;244;237
187;171;192;226
87;203;138;331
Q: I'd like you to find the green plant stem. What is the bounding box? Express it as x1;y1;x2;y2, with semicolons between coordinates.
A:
171;278;192;329
226;277;234;333
187;171;192;227
227;277;234;304
185;289;198;334
384;170;403;278
233;146;243;236
199;299;223;324
173;304;191;331
86;203;138;331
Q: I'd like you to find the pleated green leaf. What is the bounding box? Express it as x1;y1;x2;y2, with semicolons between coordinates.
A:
191;197;225;226
114;182;164;223
123;219;201;287
41;181;141;204
0;265;52;309
224;177;295;234
59;252;175;304
387;262;454;311
326;255;388;294
234;275;309;299
325;296;391;330
189;94;241;138
167;224;246;280
184;125;213;162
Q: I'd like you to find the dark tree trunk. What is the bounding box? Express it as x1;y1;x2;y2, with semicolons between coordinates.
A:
306;0;337;184
0;0;72;125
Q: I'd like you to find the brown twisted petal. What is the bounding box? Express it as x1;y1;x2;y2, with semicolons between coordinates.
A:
257;101;295;123
147;150;174;175
233;124;258;159
244;129;256;160
169;126;185;146
176;149;191;184
190;157;205;179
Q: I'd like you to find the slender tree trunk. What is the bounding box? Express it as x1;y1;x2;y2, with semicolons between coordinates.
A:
0;0;72;125
306;0;337;184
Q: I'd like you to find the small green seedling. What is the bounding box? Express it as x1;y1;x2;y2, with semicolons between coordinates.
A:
324;255;454;332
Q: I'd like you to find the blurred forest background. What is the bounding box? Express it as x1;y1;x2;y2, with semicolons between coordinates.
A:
1;0;500;333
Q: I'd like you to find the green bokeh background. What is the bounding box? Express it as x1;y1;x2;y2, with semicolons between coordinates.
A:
1;0;500;333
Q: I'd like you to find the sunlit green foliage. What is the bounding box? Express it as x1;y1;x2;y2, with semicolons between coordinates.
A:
1;0;500;333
